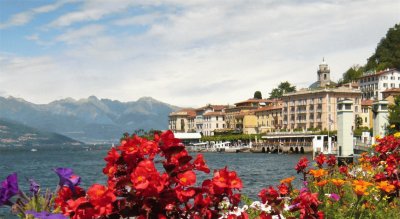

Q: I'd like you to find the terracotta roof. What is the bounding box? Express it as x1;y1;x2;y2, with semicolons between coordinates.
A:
358;68;398;79
203;112;225;116
361;100;373;106
254;106;283;112
234;98;272;105
196;105;228;111
169;108;196;117
381;88;400;93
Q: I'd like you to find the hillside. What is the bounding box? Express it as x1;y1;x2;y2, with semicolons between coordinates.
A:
0;118;82;147
0;96;180;143
340;23;400;83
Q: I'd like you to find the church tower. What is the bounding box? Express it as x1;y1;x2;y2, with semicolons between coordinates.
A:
317;58;331;87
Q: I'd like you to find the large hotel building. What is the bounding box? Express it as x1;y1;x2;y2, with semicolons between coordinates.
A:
281;60;361;131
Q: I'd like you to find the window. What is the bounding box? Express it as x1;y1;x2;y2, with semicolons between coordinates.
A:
365;117;367;123
216;116;219;121
391;76;395;80
345;104;351;110
375;83;378;89
391;83;395;88
355;106;358;112
383;83;388;88
216;124;218;128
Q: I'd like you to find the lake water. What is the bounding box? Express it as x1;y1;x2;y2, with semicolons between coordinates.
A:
0;146;311;218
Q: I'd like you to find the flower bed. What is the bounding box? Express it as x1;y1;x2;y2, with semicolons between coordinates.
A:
1;130;399;219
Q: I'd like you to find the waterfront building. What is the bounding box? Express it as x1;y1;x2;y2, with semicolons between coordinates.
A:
254;105;283;133
358;68;400;100
203;111;226;136
282;60;362;131
225;98;280;133
360;100;373;129
194;104;228;135
168;109;196;133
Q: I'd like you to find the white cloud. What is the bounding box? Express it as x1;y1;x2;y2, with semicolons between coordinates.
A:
0;0;75;29
1;0;399;106
56;25;105;44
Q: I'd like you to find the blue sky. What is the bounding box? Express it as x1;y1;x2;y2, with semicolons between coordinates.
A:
0;0;399;107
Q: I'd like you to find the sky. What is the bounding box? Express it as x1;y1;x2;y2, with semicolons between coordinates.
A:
0;0;399;107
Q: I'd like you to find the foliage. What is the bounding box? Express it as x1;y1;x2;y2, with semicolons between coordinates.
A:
201;134;261;142
269;81;296;99
340;65;364;84
355;115;363;129
365;23;400;71
387;96;400;135
339;23;400;82
253;91;262;99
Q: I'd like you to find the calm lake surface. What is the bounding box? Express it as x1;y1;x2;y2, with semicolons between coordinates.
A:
0;146;311;218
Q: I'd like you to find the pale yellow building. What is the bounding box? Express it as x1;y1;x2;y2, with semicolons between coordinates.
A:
235;111;258;134
168;109;196;133
254;105;283;133
360;100;373;129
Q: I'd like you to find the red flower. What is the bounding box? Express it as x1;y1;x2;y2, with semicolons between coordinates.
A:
290;191;321;219
295;157;309;173
258;186;279;204
339;166;348;175
87;184;116;215
178;170;196;186
326;155;336;167
315;154;326;167
55;186;85;215
212;168;242;190
278;183;289;196
193;154;210;173
104;147;120;164
67;197;96;219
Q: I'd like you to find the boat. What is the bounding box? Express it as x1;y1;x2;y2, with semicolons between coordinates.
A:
31;148;37;152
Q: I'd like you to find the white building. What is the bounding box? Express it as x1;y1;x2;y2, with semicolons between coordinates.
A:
203;111;226;136
359;68;400;100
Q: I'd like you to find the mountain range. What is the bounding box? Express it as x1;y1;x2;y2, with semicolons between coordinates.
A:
0;96;180;143
0;118;82;147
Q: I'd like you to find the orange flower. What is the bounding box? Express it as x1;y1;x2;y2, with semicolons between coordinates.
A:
316;180;328;187
353;180;373;187
280;176;295;184
331;179;346;187
352;180;373;196
376;181;395;193
309;169;327;178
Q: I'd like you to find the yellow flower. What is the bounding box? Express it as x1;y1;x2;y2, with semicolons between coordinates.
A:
390;124;396;128
394;132;400;138
375;135;381;140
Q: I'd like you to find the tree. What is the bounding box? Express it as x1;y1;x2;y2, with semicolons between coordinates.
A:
254;91;262;99
268;81;296;99
387;96;400;134
341;65;364;84
365;23;400;72
355;115;363;129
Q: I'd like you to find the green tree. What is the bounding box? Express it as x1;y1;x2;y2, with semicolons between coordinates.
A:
341;65;364;83
387;96;400;134
365;23;400;71
253;91;262;99
268;81;296;99
355;115;363;129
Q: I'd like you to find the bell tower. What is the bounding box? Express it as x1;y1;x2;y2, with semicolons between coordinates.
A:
317;58;331;87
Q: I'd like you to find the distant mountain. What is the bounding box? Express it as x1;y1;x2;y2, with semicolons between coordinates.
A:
0;118;82;147
0;96;180;143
